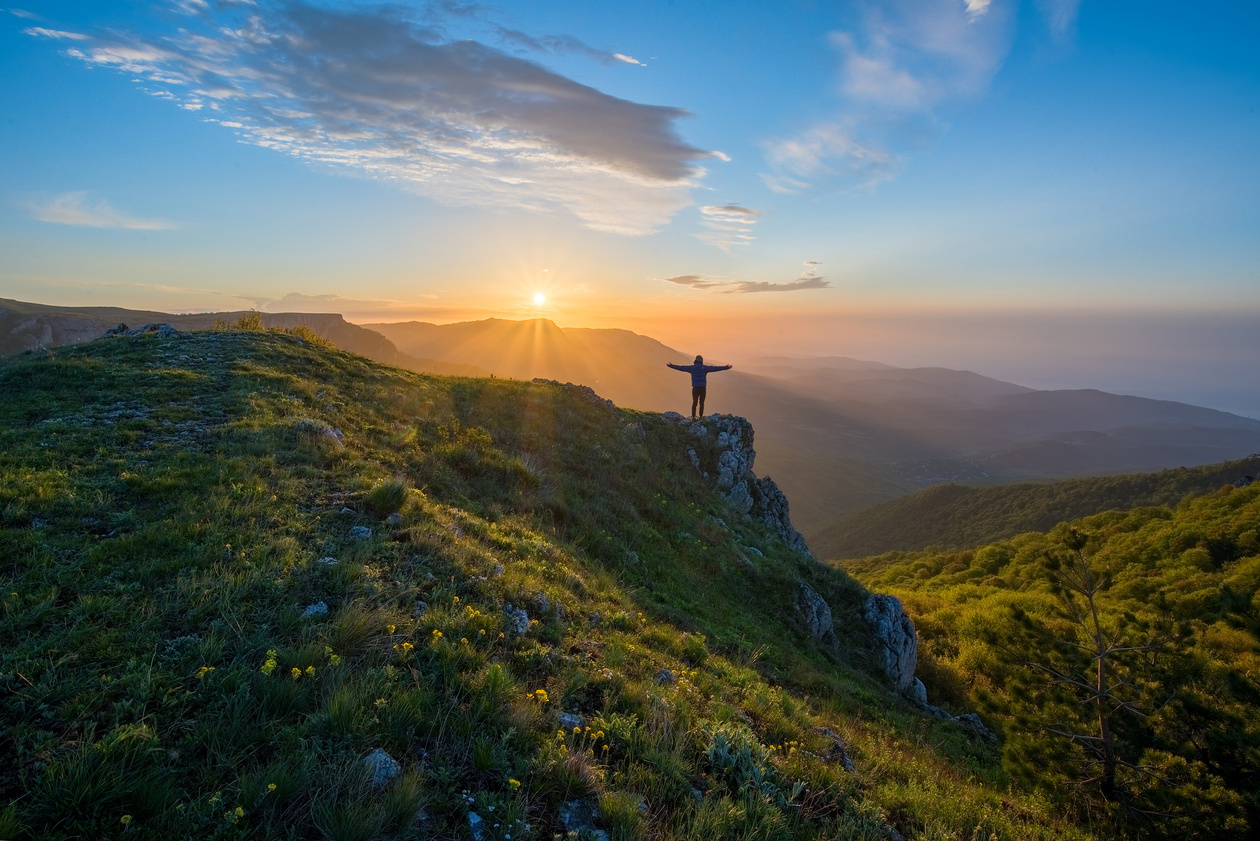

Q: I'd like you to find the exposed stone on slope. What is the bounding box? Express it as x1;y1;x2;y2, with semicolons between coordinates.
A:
796;581;837;645
682;414;814;557
813;727;857;772
362;748;401;788
863;594;918;695
755;476;811;555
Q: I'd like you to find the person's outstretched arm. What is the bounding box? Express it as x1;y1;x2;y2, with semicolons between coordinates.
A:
666;363;684;371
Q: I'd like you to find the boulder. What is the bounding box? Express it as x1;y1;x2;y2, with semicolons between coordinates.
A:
300;601;329;620
864;594;918;695
362;748;400;788
560;800;608;841
796;581;837;645
503;604;529;635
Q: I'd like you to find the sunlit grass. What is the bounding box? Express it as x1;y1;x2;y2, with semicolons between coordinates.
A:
0;330;1093;840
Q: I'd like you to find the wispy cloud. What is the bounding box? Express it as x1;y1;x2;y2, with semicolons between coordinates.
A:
1036;0;1082;40
761;123;897;193
662;261;829;294
30;1;713;235
495;27;643;66
696;202;760;251
762;0;1014;192
27;191;176;230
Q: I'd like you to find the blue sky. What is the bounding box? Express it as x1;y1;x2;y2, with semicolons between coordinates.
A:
1;0;1258;414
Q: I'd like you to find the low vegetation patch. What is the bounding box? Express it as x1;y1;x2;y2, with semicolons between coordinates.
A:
845;487;1260;838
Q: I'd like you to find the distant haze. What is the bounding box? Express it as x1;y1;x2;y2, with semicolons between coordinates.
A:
619;308;1260;420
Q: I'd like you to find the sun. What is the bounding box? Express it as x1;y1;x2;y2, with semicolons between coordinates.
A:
533;292;547;306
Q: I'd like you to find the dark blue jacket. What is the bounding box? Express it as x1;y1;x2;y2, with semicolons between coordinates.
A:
667;362;732;388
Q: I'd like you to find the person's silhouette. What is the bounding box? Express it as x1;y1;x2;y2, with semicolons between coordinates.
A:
666;355;733;420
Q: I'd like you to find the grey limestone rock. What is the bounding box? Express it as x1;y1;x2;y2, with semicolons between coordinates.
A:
907;677;929;706
864;594;918;695
754;476;811;557
348;525;372;539
363;748;400;788
300;601;329;620
556;711;583;730
796;581;837;645
725;479;755;514
813;727;857;772
560;800;609;841
467;812;487;841
656;668;677;685
504;603;529;635
683;414;814;557
385;512;403;526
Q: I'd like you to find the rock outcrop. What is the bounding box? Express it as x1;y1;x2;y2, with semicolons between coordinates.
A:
674;414;813;558
795;581;838;645
863;594;918;695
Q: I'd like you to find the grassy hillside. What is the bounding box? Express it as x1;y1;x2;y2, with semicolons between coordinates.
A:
814;455;1260;559
0;328;1083;840
841;489;1260;838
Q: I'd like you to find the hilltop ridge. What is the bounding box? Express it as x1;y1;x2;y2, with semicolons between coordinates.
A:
0;328;1088;840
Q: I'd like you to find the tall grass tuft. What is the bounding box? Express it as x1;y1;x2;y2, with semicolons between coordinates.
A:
366;477;409;516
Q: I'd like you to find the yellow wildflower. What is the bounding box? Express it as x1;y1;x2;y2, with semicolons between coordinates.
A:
196;665;215;679
290;667;301;680
508;778;521;789
305;665;315;677
267;783;277;792
120;815;133;825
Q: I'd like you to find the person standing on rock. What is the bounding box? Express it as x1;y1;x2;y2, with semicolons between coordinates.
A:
666;355;733;420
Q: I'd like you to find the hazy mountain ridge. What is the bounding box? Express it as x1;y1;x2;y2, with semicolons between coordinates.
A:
814;454;1260;559
0;329;1085;840
362;318;1260;529
10;299;1260;532
0;299;488;378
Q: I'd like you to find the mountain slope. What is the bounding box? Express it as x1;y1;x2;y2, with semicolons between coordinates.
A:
0;330;1083;840
813;455;1260;558
840;489;1260;837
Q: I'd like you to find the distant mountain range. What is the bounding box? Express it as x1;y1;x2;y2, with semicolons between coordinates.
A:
8;297;1260;536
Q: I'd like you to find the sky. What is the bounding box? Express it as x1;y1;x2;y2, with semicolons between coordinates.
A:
1;0;1258;415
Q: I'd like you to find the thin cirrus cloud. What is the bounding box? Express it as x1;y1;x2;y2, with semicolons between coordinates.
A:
663;261;828;294
28;1;713;235
27;191;177;230
495;27;645;66
696;203;760;251
762;0;1079;193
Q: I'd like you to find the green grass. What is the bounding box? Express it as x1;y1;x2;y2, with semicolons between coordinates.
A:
0;330;1089;840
